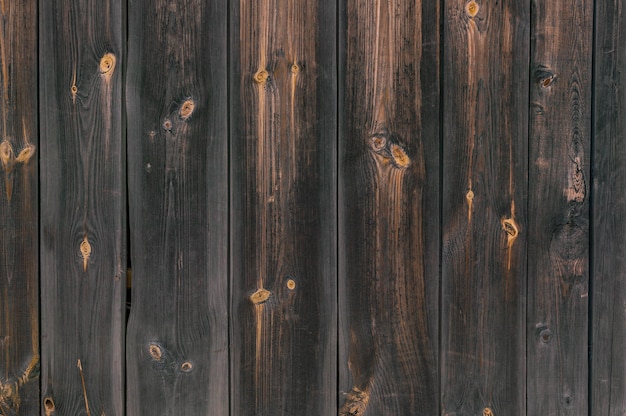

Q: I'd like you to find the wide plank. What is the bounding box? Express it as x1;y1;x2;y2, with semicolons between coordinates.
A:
230;0;337;413
39;0;126;414
339;0;440;413
441;0;529;414
0;1;39;414
125;0;229;414
527;0;592;413
591;0;625;413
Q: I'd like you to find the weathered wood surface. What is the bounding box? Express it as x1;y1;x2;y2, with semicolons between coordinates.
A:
527;0;592;414
339;0;440;413
441;0;529;414
39;0;125;414
0;1;39;414
592;0;626;413
125;0;228;414
230;0;337;414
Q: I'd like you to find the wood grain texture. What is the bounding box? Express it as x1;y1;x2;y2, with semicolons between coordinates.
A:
527;0;592;413
0;1;39;414
39;0;125;414
339;0;440;413
125;0;228;414
592;0;625;413
230;0;337;414
441;0;528;414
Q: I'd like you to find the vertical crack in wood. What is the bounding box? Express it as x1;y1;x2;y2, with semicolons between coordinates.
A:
77;359;91;416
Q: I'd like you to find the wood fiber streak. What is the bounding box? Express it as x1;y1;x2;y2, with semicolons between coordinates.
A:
527;0;591;414
39;0;125;414
592;0;624;414
441;0;528;414
0;1;38;414
230;0;337;414
126;0;228;414
339;0;440;413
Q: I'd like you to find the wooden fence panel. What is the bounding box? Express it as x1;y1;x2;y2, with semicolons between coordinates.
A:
125;0;228;414
592;0;626;413
0;1;39;414
39;0;125;414
527;1;592;414
229;0;337;414
441;0;529;414
339;0;440;414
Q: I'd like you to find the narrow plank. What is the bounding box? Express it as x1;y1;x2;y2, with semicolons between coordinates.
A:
230;0;337;413
527;0;592;413
0;1;39;414
39;0;125;413
441;0;529;414
125;0;228;414
591;0;625;413
338;0;440;413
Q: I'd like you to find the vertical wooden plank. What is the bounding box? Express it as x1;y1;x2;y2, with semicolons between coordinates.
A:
527;0;592;414
125;0;228;414
592;0;624;413
230;0;337;413
338;0;440;413
0;1;39;414
39;0;125;414
441;0;529;414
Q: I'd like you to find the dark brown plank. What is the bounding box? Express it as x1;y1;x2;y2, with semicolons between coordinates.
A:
230;0;337;413
592;0;625;413
0;1;38;414
527;0;592;413
125;0;228;414
441;0;529;414
39;0;125;414
339;0;440;413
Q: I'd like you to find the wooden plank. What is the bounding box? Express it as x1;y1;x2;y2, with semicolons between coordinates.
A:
125;0;228;414
39;0;125;414
591;0;625;413
526;0;592;414
230;0;337;413
441;0;529;414
338;0;440;413
0;1;39;414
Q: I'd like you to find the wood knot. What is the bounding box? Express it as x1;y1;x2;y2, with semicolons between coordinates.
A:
502;217;519;241
99;53;116;77
16;144;35;164
181;361;193;372
286;279;296;290
291;63;300;74
370;135;387;152
390;144;410;168
179;99;195;120
254;69;269;84
466;0;479;17
339;387;369;416
71;84;78;97
44;397;55;415
0;140;14;171
250;288;271;304
162;119;172;131
483;408;493;416
80;236;91;271
148;344;162;361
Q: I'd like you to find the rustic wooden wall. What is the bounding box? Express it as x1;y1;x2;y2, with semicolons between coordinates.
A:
0;0;625;414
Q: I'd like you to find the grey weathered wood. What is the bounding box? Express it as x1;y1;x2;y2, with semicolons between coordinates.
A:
527;0;592;414
592;0;626;413
0;1;39;414
230;0;337;413
339;0;440;413
39;0;125;414
125;0;228;414
441;0;529;414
